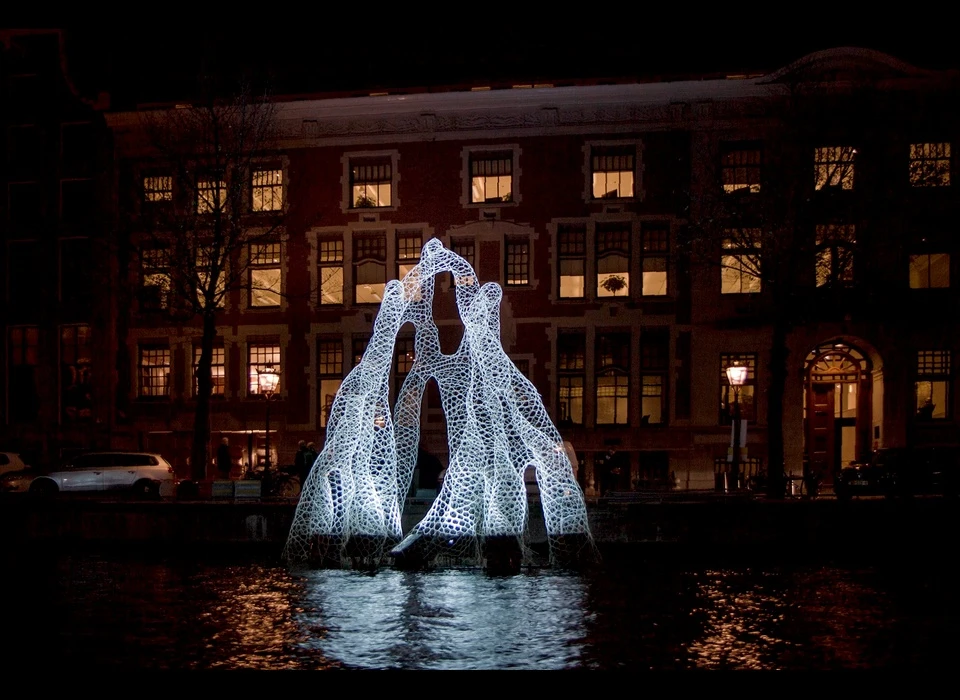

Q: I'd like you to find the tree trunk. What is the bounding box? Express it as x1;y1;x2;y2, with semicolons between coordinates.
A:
190;311;218;482
766;315;789;499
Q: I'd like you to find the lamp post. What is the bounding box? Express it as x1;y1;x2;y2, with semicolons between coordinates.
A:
726;363;748;491
257;363;280;497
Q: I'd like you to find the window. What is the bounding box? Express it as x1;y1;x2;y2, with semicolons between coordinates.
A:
641;222;669;296
596;223;630;298
318;339;343;428
640;330;668;425
505;237;530;286
909;143;951;187
394;337;415;398
8;326;40;421
194;345;225;396
7;241;42;313
354;234;386;303
721;144;761;193
59;238;94;312
7;125;42;176
909;253;950;289
814;146;856;190
557;332;585;425
196;246;226;308
197;178;227;214
815;224;856;287
721;232;761;294
140;248;170;310
470;151;513;203
143;175;172;202
318;237;344;305
248;343;280;395
916;350;950;419
450;238;476;286
60;122;96;175
251;168;283;211
249;242;281;307
558;224;586;299
8;182;42;229
596;332;630;425
139;345;170;398
60;179;95;226
351;159;392;208
397;231;422;279
591;146;635;199
352;337;369;367
720;353;756;423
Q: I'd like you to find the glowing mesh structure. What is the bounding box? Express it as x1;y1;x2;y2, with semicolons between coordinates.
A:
284;239;594;570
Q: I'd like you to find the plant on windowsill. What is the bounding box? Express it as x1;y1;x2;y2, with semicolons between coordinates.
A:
354;194;377;208
600;275;627;296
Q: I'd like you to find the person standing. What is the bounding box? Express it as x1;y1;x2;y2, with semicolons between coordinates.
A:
303;442;319;483
216;437;232;480
294;440;308;483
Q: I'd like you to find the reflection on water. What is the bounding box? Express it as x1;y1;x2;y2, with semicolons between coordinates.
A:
5;549;956;670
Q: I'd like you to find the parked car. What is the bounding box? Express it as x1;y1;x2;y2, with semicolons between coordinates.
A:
835;446;960;501
0;451;31;478
0;451;176;499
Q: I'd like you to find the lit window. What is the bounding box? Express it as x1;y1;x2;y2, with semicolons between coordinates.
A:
354;234;386;303
351;160;392;208
196;246;226;308
641;223;668;296
814;146;855;190
143;175;172;202
721;145;761;193
197;179;227;214
248;343;280;395
596;333;630;425
591;146;634;199
8;326;40;422
505;237;530;286
815;224;856;288
397;231;422;279
916;350;950;420
61;325;92;422
558;224;586;299
318;339;343;428
450;238;476;286
352;337;369;367
909;143;951;187
596;223;630;297
139;345;170;398
194;345;225;396
249;242;281;307
721;232;761;294
909;253;950;289
557;332;585;425
640;330;668;424
140;248;170;311
470;151;513;203
252;168;283;211
720;353;756;423
319;237;344;305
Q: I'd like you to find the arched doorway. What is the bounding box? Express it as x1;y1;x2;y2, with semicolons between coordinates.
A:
803;341;876;490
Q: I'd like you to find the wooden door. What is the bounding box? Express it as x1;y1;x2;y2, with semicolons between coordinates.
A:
808;383;835;486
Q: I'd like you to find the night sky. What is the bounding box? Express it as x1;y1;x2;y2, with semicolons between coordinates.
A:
44;24;960;108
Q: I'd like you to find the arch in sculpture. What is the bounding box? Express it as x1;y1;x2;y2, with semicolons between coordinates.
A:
283;238;595;570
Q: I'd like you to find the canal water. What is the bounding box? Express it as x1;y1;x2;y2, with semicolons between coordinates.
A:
5;546;955;671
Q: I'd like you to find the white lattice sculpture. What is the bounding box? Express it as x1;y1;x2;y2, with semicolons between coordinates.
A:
284;238;594;569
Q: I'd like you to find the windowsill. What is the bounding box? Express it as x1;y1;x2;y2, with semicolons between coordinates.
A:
349;205;396;213
590;197;634;204
465;200;517;209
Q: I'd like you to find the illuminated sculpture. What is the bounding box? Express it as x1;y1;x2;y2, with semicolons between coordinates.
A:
284;239;594;570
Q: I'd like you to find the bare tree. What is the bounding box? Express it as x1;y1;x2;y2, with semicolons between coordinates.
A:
121;83;285;481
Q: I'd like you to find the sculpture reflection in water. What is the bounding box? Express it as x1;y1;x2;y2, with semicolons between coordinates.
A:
283;239;596;571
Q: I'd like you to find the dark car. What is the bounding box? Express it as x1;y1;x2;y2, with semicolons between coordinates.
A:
835;446;960;501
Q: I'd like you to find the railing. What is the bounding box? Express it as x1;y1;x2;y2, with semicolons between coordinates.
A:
713;457;765;492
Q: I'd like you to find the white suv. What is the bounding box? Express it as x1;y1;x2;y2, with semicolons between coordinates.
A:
0;451;175;499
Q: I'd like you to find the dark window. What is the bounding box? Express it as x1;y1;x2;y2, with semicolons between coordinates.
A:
61;179;95;226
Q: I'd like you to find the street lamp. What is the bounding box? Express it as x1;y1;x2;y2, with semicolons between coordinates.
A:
257;363;280;496
726;363;748;491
